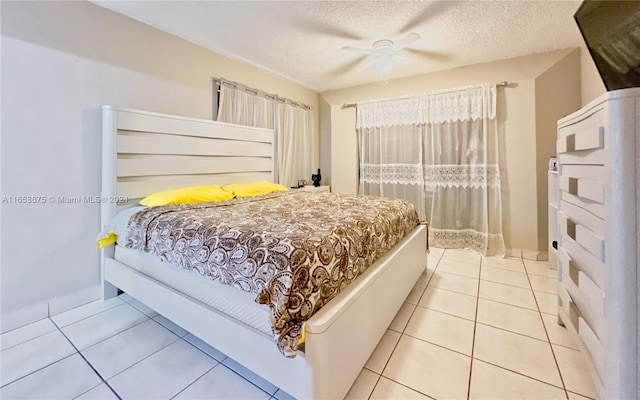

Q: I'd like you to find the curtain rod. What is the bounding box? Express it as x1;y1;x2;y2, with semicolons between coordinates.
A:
341;81;509;109
213;77;313;111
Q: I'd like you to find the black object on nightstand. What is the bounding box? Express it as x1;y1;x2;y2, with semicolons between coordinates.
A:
311;169;321;187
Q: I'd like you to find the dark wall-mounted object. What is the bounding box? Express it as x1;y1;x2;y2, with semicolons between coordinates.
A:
312;169;321;187
575;0;640;91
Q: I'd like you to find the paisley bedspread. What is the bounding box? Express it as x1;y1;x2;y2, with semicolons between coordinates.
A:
125;191;419;357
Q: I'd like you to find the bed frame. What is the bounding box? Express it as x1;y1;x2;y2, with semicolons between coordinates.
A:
100;106;428;399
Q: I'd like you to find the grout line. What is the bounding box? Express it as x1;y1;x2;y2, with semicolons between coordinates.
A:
400;331;473;358
473;320;551;343
372;375;437;400
51;298;128;330
566;389;597;400
368;251;446;399
400;252;443;332
473;358;569;392
412;303;476;322
0;352;77;389
424;285;480;299
375;255;442;370
522;258;569;399
366;370;383;400
50;317;123;400
0;326;59;353
466;255;482;399
169;364;218;400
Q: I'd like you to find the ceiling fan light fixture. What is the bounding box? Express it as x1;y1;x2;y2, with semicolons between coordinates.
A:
342;33;422;77
375;56;393;73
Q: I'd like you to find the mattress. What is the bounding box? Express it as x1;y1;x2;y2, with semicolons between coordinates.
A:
114;245;273;337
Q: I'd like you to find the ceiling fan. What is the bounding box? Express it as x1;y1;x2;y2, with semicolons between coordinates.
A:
342;32;422;74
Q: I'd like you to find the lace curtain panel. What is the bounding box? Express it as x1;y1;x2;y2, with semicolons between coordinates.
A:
217;84;315;188
358;83;505;256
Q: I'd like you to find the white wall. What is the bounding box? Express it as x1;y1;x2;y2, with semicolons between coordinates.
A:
579;45;607;106
0;0;318;331
534;50;582;252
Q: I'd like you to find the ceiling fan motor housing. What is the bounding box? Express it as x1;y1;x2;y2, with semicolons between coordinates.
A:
373;39;394;54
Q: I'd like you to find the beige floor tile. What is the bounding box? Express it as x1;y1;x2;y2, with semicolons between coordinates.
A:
405;283;427;305
525;260;558;278
416;268;434;285
469;359;566;400
476;299;547;340
535;290;559;315
389;303;416;333
383;335;470;400
473;324;562;387
478;280;537;310
436;259;480;278
482;256;526;272
541;313;578;350
405;307;475;355
529;275;558;294
345;368;380;400
427;255;441;269
480;266;530;289
370;377;431;399
428;247;445;258
567;391;596;400
553;345;600;399
440;249;482;265
365;330;402;374
429;272;479;296
418;286;477;321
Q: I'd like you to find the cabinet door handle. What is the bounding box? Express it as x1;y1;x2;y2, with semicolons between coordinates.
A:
566;134;576;152
569;259;580;285
568;177;578;196
567;219;576;240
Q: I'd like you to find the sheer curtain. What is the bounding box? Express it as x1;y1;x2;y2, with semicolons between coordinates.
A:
218;85;275;129
358;83;505;256
217;84;315;188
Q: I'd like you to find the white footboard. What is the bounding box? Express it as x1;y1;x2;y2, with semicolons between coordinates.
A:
104;225;427;399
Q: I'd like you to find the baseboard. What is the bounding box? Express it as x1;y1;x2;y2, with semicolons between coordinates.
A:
505;248;549;261
48;285;101;316
0;285;101;334
1;301;49;334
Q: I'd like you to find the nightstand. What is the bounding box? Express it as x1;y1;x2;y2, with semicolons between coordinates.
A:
299;185;330;193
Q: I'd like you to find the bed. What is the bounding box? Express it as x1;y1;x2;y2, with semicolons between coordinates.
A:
100;106;428;399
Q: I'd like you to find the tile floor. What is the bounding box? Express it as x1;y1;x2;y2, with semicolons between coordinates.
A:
0;248;599;399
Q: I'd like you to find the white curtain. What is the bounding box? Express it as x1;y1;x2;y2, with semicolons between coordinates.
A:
218;85;275;129
217;84;315;188
276;102;314;190
358;83;505;256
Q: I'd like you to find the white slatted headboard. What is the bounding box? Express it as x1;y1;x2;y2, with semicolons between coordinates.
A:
101;105;274;227
100;106;274;297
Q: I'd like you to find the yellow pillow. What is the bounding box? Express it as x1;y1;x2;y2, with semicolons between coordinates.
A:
222;181;288;198
97;231;117;249
139;185;233;206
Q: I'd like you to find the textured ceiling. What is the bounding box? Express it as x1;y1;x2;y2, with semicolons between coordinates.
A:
92;0;585;92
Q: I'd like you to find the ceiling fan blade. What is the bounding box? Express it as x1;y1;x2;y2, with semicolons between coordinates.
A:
290;19;362;40
330;55;369;75
400;1;454;33
391;54;417;65
342;45;375;55
402;48;452;62
356;58;377;72
392;32;421;50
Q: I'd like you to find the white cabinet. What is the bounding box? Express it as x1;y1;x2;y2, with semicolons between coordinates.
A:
548;170;558;270
555;88;639;400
